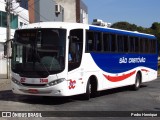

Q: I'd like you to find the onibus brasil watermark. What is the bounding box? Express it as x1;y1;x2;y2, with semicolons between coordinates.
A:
1;112;42;118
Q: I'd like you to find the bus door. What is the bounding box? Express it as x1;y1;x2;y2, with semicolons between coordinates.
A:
67;29;84;93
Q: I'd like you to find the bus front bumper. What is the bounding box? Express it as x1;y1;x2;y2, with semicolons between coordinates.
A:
11;81;69;97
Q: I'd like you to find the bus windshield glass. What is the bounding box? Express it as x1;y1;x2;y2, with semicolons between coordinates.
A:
12;28;66;78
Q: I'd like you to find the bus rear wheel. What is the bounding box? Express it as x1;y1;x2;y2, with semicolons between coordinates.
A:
132;72;141;91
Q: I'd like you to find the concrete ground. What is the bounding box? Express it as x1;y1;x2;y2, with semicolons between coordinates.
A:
0;79;11;91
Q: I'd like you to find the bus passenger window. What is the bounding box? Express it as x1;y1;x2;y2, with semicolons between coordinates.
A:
150;40;156;53
124;36;129;52
86;31;94;51
129;37;135;52
111;34;117;52
135;37;140;53
117;35;124;52
103;33;111;52
87;39;93;51
145;39;149;53
140;38;145;53
94;32;102;51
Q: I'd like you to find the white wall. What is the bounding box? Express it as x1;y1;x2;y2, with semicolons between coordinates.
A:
0;0;5;11
0;0;29;43
11;0;29;27
55;0;76;22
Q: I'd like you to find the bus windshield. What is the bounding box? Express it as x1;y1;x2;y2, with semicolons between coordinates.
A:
12;28;66;78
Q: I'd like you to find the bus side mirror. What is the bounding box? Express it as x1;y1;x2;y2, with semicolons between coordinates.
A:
4;39;13;59
4;42;7;57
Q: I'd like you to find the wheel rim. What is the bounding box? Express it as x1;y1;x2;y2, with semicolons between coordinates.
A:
89;83;91;94
136;74;140;88
136;79;140;88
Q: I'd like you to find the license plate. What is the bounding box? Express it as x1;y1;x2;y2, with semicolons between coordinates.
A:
28;89;38;94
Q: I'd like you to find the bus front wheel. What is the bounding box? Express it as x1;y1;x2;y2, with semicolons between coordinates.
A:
83;80;91;100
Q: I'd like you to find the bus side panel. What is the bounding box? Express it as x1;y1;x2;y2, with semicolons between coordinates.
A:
81;53;136;91
84;52;158;90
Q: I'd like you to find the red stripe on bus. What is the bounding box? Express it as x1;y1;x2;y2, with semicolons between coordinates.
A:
141;69;149;72
103;70;136;82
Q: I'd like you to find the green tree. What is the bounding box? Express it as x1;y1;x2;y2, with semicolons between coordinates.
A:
151;22;160;31
111;22;138;31
150;22;160;48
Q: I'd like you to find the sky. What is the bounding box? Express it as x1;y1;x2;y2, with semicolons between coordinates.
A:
83;0;160;28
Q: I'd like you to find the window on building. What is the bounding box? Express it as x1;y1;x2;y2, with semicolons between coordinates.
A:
0;12;2;26
20;22;23;27
0;11;18;29
11;14;18;29
2;12;7;27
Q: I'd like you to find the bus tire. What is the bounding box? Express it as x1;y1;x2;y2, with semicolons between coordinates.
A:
132;72;141;91
82;80;91;100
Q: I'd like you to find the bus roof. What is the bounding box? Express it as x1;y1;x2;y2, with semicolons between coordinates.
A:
19;22;89;30
89;25;156;39
19;22;156;39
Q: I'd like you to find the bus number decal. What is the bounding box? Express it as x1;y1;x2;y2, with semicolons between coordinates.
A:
40;79;48;83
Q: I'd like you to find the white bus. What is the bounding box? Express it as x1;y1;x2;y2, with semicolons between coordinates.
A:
11;22;158;100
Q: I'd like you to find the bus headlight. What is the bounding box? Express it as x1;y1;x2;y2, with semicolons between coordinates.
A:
47;78;65;86
12;77;21;85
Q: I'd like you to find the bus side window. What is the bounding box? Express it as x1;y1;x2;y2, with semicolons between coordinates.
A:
94;32;102;51
86;31;102;52
150;40;156;53
145;38;149;53
111;34;117;52
135;37;140;53
103;33;111;52
117;35;124;52
140;38;145;53
86;31;94;51
68;29;83;71
124;36;129;52
129;37;135;53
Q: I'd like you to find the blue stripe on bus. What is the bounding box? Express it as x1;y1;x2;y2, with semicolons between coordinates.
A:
89;26;156;39
90;53;158;73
